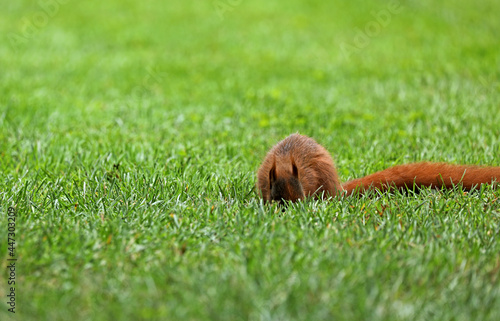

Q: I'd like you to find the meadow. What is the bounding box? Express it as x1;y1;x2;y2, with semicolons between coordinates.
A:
1;0;499;320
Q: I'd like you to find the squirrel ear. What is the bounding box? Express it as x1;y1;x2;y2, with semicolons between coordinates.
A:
269;163;277;186
292;161;299;179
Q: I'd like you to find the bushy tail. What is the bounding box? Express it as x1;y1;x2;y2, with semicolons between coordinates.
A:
342;162;500;195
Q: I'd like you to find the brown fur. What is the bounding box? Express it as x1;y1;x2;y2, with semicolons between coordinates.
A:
343;162;500;195
257;134;500;203
257;134;342;203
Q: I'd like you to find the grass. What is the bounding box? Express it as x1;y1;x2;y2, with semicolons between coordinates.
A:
1;0;500;320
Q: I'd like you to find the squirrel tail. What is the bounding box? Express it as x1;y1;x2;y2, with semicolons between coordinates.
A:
342;162;500;195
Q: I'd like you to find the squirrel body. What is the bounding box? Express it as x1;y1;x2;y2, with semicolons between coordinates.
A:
257;134;500;203
257;134;342;203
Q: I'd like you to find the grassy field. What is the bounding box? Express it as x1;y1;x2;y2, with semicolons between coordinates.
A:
1;0;500;320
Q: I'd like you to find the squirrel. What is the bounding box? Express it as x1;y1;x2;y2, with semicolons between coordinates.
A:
257;133;500;203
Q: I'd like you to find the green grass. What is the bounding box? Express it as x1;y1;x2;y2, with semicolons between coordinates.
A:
1;0;500;320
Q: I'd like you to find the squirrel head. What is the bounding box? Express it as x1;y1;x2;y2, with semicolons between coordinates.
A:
269;159;305;204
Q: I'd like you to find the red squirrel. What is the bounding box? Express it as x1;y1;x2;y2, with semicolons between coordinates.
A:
257;134;500;203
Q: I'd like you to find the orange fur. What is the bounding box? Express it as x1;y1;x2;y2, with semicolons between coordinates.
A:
257;134;500;203
257;134;342;203
343;162;500;195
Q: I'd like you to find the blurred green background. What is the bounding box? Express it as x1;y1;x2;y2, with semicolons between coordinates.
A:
1;0;499;320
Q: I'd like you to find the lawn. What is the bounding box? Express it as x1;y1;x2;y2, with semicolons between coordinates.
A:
1;0;500;320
